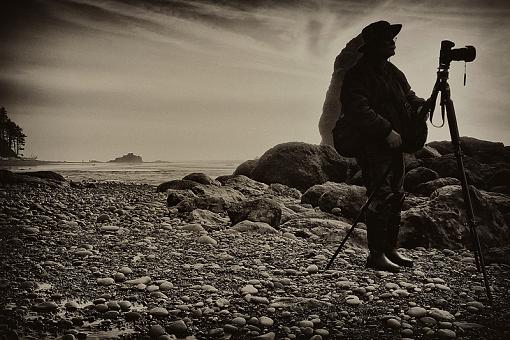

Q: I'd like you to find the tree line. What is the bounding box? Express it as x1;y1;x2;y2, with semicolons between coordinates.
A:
0;107;26;157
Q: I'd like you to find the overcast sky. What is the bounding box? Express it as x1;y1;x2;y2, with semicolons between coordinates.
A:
1;0;509;161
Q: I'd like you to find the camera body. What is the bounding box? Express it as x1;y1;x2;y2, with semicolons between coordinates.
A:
440;40;476;66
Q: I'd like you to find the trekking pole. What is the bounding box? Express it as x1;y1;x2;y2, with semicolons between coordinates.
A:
325;164;393;271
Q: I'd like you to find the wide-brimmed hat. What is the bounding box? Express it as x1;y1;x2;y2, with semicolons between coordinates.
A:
359;20;402;52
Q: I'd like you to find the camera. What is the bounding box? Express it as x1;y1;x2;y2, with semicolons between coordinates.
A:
439;40;476;66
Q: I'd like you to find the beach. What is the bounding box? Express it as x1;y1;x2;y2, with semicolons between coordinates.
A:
1;173;509;339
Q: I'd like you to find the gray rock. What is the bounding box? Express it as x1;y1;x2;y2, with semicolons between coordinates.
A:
33;301;58;313
250;142;353;192
228;198;282;228
149;307;169;317
231;220;278;234
404;167;439;193
167;319;187;335
96;278;115;286
183;172;220;186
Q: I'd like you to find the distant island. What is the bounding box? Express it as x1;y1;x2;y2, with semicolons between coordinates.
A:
108;153;143;163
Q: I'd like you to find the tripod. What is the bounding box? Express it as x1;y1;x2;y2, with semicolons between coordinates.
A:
428;55;493;303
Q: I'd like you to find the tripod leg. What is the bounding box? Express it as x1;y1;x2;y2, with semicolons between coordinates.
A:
444;97;492;303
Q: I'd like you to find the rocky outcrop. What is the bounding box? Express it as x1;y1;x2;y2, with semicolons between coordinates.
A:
0;170;65;187
403;167;439;193
399;185;509;250
249;142;355;192
302;182;366;219
227;198;282;228
233;159;259;177
183;173;220;186
108;152;143;163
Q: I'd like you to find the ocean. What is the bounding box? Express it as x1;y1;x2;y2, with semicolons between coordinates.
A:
2;160;240;185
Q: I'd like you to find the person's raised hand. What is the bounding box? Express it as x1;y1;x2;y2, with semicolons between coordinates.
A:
386;130;402;149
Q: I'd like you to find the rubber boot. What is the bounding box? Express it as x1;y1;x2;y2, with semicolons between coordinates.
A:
365;212;400;273
385;214;414;268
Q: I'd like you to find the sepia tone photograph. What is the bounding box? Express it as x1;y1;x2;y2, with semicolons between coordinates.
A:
1;0;509;339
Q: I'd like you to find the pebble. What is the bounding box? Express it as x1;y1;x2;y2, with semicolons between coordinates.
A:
33;301;58;312
95;304;108;312
407;306;427;318
150;324;166;337
167;320;187;335
149;307;169;317
65;301;80;311
259;316;274;327
113;272;126;282
197;235;217;245
125;311;141;321
306;264;319;274
96;278;115;286
241;284;258;295
437;329;456;339
125;276;151;285
386;318;401;329
253;332;275;340
298;320;314;328
429;308;455;322
202;284;218;293
100;225;120;232
119;301;132;311
159;281;174;290
345;296;362;306
106;301;120;310
118;266;133;274
419;316;437;327
231;317;247;326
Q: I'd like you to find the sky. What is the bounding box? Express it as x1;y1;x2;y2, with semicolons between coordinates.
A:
1;0;509;161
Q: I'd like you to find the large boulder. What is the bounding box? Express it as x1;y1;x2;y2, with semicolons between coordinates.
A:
427;137;509;163
227;198;282;228
249;142;354;192
233;159;259;177
399;185;509;251
23;171;66;182
221;175;268;197
421;154;487;187
157;180;199;193
302;182;366;219
164;179;246;213
318;184;366;219
182;173;220;186
403;167;439;193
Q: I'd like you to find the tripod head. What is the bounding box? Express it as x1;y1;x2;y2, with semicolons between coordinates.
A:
428;40;476;127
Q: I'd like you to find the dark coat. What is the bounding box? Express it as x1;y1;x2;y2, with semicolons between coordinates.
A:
340;56;425;155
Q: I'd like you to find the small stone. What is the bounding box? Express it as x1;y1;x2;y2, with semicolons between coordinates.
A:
386;318;401;329
253;332;276;340
306;264;319;274
159;281;174;290
197;235;217;245
407;307;427;318
419;316;437;327
259;316;274;327
167;319;187;335
95;304;108;313
429;309;455;322
119;301;132;311
107;301;120;310
96;214;110;223
437;329;456;339
97;278;115;286
149;307;169;317
232;317;247;326
125;311;141;321
100;225;120;232
119;266;133;274
33;301;58;313
113;272;126;282
65;301;80;311
104;310;119;319
125;276;151;285
241;284;258;295
202;284;218;293
150;324;166;337
298;320;314;328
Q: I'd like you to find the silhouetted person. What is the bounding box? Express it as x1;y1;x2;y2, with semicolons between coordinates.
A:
339;21;428;272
